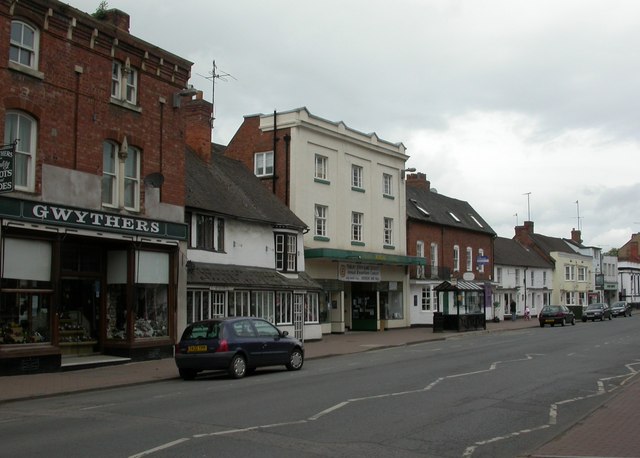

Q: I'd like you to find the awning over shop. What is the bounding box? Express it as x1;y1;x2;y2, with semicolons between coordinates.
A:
435;280;484;292
188;262;322;291
304;248;425;266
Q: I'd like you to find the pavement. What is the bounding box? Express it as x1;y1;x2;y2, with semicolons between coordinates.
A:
1;318;639;458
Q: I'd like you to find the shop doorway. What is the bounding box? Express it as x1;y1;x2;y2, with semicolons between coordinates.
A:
351;282;378;331
58;278;101;356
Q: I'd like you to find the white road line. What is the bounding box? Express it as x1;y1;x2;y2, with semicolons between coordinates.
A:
128;438;190;458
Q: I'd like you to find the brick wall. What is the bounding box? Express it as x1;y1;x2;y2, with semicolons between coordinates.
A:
1;0;192;209
224;114;292;205
407;219;494;281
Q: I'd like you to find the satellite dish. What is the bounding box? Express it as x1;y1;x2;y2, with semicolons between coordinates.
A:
144;172;164;188
430;188;438;194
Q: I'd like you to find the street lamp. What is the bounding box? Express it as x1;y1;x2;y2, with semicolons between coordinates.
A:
401;167;416;180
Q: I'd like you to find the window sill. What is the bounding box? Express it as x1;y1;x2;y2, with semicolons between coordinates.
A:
383;194;395;200
351;241;365;247
110;98;142;113
383;245;395;250
314;178;330;185
314;236;330;242
351;187;365;193
8;61;44;80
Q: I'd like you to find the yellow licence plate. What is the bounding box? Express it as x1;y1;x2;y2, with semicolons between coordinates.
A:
187;345;208;353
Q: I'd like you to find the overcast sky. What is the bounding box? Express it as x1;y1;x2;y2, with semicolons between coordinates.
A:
72;0;640;251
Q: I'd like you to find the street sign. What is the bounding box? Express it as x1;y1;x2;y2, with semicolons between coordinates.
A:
0;142;15;194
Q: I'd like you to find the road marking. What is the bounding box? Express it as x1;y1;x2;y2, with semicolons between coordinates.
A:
128;356;640;458
128;438;190;458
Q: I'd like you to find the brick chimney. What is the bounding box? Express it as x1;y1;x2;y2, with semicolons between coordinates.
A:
406;172;430;191
183;91;213;163
514;221;535;246
101;9;130;32
571;228;582;244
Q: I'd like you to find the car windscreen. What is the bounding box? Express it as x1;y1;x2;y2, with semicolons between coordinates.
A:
586;304;602;310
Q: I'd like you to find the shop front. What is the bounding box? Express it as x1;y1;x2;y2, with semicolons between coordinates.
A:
305;248;424;333
0;197;187;375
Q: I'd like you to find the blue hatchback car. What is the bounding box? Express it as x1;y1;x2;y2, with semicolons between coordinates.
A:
175;317;304;380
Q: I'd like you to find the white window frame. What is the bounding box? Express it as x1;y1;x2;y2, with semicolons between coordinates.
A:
565;265;576;281
193;213;225;251
102;140;141;211
276;292;293;325
4;111;37;192
111;60;138;105
315;154;328;180
254;151;274;177
578;266;587;282
351;212;363;242
383;173;393;196
123;146;141;211
10;20;39;70
314;204;327;237
430;243;438;270
383;217;393;246
304;293;319;324
496;267;502;283
421;288;431;311
453;245;460;272
351;164;363;188
466;247;473;272
275;232;297;272
416;241;425;278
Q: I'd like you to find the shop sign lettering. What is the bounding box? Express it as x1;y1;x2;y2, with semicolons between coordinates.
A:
0;143;15;194
31;204;160;233
338;263;381;282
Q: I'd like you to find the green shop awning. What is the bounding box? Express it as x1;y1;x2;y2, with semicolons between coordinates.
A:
305;248;425;266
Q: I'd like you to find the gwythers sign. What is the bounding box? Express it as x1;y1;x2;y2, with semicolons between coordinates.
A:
0;197;187;240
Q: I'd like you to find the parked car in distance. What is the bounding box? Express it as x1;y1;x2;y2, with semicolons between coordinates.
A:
539;305;576;327
581;303;612;322
175;317;304;380
611;301;632;317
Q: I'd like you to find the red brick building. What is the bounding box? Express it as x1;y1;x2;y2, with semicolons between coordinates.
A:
405;172;496;327
1;0;193;374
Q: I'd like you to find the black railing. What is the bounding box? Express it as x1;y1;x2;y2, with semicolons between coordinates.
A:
413;265;452;281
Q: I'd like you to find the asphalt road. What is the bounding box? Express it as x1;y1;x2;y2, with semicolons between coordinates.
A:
1;317;638;458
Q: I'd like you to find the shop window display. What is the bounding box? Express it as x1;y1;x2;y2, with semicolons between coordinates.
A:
0;281;52;344
135;284;168;338
106;284;127;340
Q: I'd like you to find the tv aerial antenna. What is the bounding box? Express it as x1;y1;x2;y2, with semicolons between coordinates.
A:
197;60;236;127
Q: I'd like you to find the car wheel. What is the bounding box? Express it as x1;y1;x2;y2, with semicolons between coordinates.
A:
609;314;612;320
571;317;576;325
179;368;197;381
286;348;304;371
539;322;544;328
228;354;247;379
561;319;565;327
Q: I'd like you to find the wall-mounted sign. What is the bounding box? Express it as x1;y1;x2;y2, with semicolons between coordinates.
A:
0;143;15;194
0;196;188;240
338;263;381;282
476;255;489;265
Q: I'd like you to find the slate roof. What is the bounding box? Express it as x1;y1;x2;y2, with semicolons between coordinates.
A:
186;148;308;229
527;233;575;256
188;262;322;290
494;237;553;268
406;186;496;236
